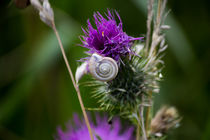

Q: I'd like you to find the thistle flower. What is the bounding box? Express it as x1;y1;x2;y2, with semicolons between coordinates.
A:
80;10;142;63
55;114;134;140
75;10;143;82
76;3;167;127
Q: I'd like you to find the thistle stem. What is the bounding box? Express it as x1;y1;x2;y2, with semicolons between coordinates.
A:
136;121;140;140
145;91;152;136
140;105;147;140
135;100;147;140
51;21;94;140
145;107;150;136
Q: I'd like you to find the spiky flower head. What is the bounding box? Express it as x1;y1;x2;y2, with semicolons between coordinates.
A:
55;114;134;140
92;46;162;119
80;10;142;64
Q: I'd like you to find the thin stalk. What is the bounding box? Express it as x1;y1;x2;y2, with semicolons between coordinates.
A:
156;0;163;28
145;91;152;136
145;107;150;134
51;21;94;140
145;0;154;53
135;103;148;140
140;105;147;140
136;121;140;140
139;95;147;140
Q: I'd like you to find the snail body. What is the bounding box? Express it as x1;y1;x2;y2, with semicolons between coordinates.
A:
88;53;118;82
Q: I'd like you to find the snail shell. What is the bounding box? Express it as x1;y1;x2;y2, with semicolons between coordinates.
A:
88;53;118;82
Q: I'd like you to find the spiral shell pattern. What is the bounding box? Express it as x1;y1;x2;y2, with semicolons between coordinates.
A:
88;53;118;82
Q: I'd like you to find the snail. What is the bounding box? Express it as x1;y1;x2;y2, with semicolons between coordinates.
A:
88;53;118;82
75;53;118;83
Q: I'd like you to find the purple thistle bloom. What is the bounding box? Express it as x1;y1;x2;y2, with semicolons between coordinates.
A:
55;114;134;140
80;10;143;63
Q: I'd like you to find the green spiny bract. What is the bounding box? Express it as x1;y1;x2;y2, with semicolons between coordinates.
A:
90;45;163;119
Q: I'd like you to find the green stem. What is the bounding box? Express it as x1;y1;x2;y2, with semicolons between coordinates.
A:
51;21;94;140
140;104;147;140
145;91;152;136
136;120;140;140
135;96;148;140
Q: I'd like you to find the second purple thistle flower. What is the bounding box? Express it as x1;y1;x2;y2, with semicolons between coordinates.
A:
55;114;134;140
80;10;143;64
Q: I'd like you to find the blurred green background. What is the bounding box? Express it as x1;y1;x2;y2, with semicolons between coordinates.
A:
0;0;210;140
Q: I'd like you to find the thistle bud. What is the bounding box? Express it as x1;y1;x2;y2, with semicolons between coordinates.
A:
150;106;181;137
